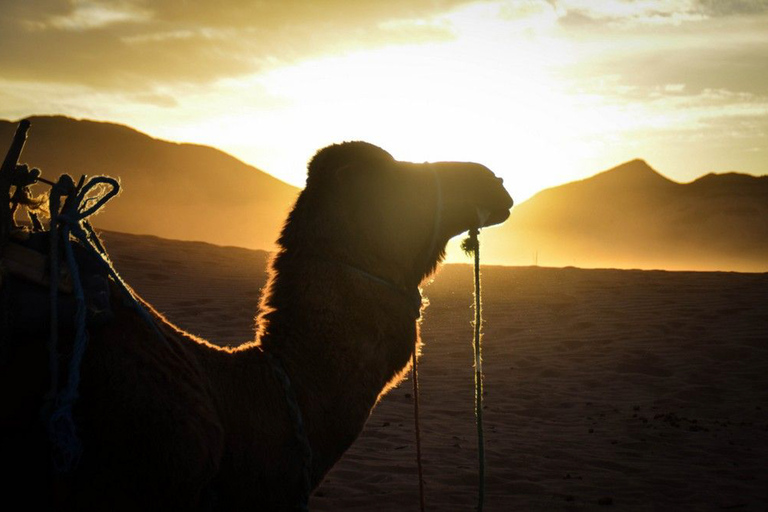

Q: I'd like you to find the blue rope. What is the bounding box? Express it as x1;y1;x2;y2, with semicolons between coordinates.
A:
46;186;62;401
43;173;313;512
263;351;313;511
44;174;167;473
49;218;88;472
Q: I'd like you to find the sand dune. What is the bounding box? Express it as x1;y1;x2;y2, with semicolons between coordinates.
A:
103;232;768;511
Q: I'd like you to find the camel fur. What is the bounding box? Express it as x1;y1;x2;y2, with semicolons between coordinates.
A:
0;141;512;510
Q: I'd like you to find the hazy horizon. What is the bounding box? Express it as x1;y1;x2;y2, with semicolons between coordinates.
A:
4;114;765;273
3;5;766;505
3;113;765;202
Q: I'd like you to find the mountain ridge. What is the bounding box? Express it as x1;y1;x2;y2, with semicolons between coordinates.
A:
10;115;295;192
0;115;300;250
3;116;764;271
482;160;767;272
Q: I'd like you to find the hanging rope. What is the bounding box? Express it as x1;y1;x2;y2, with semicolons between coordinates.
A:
263;351;313;512
45;174;121;472
34;168;313;509
410;164;444;512
462;226;485;512
43;172;186;473
412;349;426;512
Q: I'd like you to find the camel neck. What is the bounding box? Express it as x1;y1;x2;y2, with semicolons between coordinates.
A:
255;253;422;482
331;259;423;319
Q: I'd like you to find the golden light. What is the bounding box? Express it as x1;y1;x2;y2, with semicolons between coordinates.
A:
153;0;648;209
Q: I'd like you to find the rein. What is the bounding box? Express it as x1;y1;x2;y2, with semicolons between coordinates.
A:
2;122;491;510
412;164;442;512
330;165;442;511
263;351;312;512
462;226;486;512
40;174;175;473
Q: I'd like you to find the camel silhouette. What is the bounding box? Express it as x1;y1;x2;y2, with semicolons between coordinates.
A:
1;140;512;509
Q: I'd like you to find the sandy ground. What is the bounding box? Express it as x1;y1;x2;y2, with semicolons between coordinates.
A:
104;232;768;511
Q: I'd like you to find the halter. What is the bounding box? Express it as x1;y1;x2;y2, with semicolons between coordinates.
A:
333;163;443;319
334;260;423;319
424;163;444;271
282;162;444;509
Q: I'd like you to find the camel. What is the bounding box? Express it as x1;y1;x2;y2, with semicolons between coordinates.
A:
0;140;512;510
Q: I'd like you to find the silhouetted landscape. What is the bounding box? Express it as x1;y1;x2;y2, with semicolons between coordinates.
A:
3;119;767;509
0;116;298;251
482;159;768;272
3;2;767;510
102;230;768;510
4;116;764;273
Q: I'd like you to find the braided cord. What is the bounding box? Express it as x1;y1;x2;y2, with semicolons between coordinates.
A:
264;351;313;511
462;227;485;511
412;350;426;512
43;174;170;473
41;172;314;512
471;229;485;512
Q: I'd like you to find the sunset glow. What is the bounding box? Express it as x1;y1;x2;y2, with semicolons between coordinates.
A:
3;5;767;509
1;0;767;204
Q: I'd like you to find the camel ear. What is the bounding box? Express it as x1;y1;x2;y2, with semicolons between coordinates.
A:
307;141;394;182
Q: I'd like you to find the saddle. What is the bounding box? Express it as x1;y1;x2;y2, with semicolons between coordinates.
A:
1;121;121;341
1;229;113;337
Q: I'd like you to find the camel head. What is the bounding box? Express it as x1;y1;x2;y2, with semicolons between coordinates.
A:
278;141;513;287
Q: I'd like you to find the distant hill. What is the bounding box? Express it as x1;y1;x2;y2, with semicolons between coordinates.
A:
481;159;768;272
4;117;765;272
0;116;299;250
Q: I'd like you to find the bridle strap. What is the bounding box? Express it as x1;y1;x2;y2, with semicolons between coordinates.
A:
423;164;443;267
412;164;442;512
334;260;423;319
329;164;443;320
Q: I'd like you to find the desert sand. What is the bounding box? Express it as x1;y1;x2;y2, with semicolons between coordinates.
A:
103;231;768;511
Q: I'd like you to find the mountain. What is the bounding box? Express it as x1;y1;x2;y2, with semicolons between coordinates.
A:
481;159;768;272
0;116;299;250
3;118;764;272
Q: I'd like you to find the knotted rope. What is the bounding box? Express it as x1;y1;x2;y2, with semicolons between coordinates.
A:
461;226;485;512
40;170;313;510
9;164;47;231
411;222;487;512
42;173;171;473
46;174;122;471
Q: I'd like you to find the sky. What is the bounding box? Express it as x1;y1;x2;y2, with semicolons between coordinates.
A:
1;0;767;202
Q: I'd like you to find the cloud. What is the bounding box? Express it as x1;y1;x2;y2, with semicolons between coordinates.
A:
567;31;768;98
550;0;705;27
547;0;768;98
550;0;768;28
42;0;153;31
551;0;768;27
696;0;768;16
0;0;473;93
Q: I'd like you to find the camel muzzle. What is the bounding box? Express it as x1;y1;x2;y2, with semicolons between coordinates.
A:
431;162;513;231
476;176;513;228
